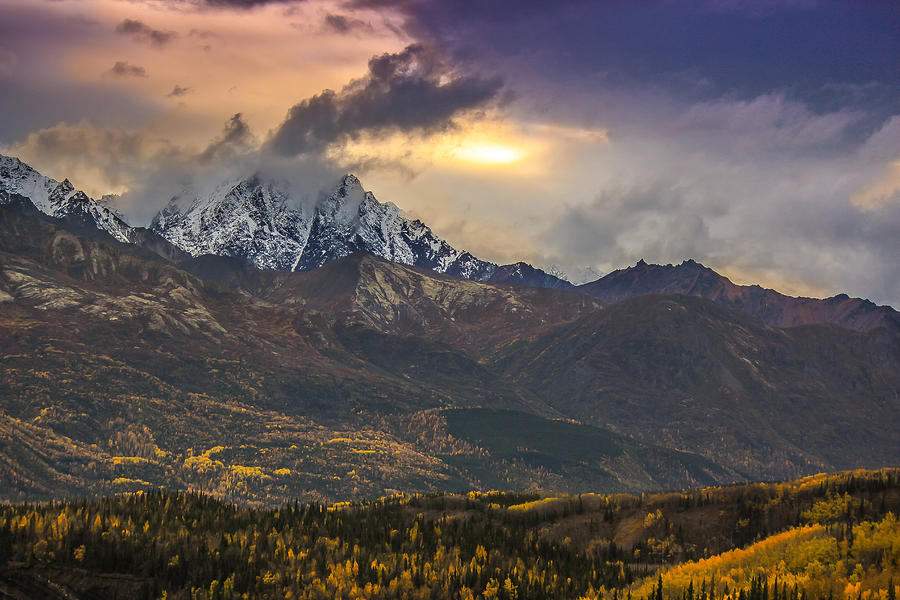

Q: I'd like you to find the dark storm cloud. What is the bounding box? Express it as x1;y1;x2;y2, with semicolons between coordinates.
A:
349;1;898;120
115;19;177;47
123;0;304;9
266;43;503;157
322;13;373;35
104;61;148;78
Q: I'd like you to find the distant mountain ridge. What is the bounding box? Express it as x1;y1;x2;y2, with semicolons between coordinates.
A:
579;258;899;334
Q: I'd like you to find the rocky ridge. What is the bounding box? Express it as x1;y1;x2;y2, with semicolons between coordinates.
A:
579;258;899;334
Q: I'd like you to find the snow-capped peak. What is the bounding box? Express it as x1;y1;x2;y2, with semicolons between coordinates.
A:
150;175;310;271
148;171;506;279
0;154;134;244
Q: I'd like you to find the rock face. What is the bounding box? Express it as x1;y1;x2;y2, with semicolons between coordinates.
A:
579;258;899;333
150;176;310;271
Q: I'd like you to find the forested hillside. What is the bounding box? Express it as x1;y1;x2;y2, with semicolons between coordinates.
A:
1;470;898;600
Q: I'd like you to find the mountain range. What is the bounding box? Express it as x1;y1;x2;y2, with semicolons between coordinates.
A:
2;154;574;290
4;153;895;332
0;154;898;504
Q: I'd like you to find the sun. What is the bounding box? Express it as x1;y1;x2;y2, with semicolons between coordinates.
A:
454;144;525;165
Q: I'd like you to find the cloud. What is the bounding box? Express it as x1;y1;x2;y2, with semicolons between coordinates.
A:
543;170;900;305
7;121;158;195
344;1;898;125
5;118;236;223
199;113;255;163
115;19;177;47
322;13;374;35
535;101;900;306
102;1;304;12
544;182;713;270
104;61;148;78
266;43;503;157
167;85;192;98
665;93;864;160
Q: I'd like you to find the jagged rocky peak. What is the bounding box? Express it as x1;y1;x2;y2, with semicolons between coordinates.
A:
336;173;365;199
1;154;66;215
313;174;368;226
150;198;182;230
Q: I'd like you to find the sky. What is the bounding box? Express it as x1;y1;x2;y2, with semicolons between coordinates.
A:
0;0;898;305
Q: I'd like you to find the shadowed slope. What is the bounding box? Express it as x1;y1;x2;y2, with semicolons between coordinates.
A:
494;294;900;479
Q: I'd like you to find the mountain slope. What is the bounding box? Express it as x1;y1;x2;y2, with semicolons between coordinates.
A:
0;157;188;265
0;206;734;502
493;293;900;478
2;206;899;503
579;259;899;333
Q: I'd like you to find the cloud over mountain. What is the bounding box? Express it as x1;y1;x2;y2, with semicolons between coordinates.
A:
266;44;503;157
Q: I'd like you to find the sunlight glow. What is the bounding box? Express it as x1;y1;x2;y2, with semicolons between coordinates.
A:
454;144;524;165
